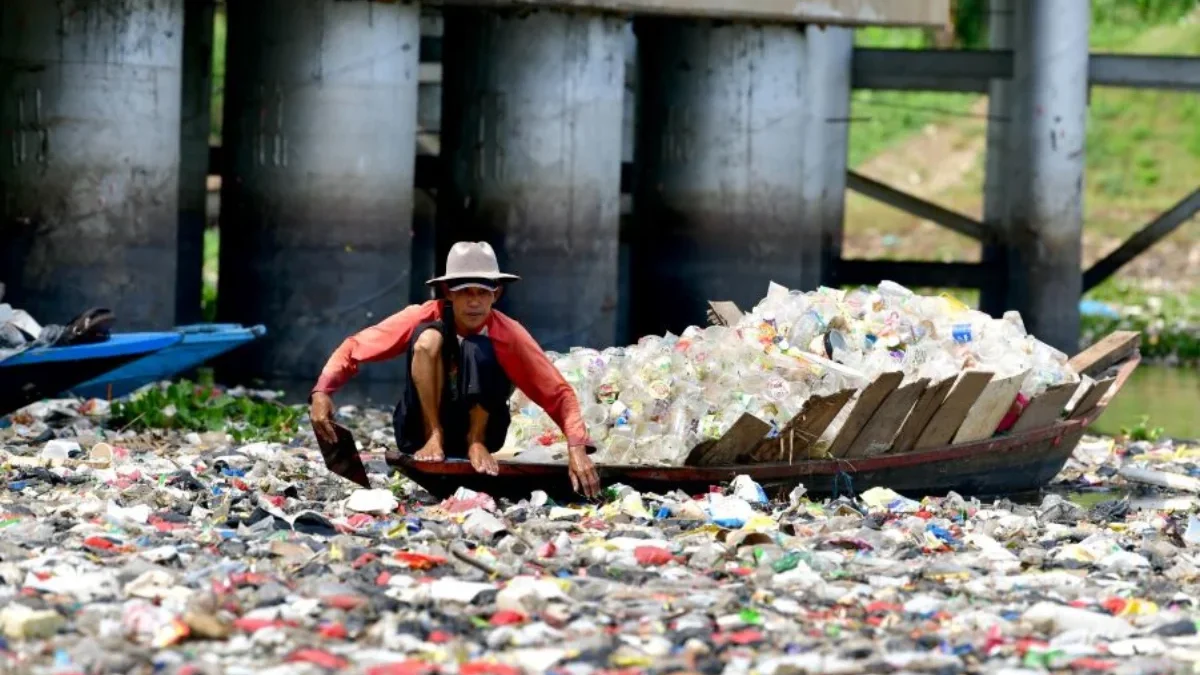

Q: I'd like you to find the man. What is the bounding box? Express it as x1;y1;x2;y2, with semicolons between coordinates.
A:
309;241;601;498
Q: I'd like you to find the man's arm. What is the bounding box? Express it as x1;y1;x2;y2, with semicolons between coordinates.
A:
488;312;590;447
312;301;440;396
488;312;600;497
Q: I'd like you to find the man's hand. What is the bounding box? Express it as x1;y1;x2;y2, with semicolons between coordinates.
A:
309;392;337;445
567;445;601;499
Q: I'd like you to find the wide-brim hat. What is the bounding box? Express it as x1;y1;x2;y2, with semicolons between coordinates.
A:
426;241;521;287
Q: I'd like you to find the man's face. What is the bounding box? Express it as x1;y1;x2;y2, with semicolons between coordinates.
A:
447;285;500;332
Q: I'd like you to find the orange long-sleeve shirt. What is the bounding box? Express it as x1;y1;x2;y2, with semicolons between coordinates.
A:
312;301;591;448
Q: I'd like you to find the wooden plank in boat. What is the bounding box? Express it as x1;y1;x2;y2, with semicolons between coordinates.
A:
749;388;856;463
685;412;772;466
1010;381;1080;434
827;371;904;459
1068;331;1140;379
706;301;744;327
951;369;1030;444
1068;376;1116;420
843;377;929;459
913;370;995;450
891;376;956;454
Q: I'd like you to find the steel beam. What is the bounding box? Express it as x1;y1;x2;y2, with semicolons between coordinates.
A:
1090;54;1200;91
0;0;185;329
845;171;989;242
851;48;1010;93
418;39;1200;93
1083;187;1200;292
424;0;950;26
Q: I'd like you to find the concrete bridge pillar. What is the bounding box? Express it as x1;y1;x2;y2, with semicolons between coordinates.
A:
0;0;184;328
1008;0;1089;353
439;8;626;352
803;25;854;288
631;19;815;338
177;0;216;326
218;0;420;399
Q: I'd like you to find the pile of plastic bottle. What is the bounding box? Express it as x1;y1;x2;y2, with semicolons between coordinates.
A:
503;281;1081;465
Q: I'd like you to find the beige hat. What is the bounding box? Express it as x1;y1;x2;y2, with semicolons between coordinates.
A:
425;241;521;287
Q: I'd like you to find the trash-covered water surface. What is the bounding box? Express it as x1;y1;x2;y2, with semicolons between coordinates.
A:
3;399;1200;674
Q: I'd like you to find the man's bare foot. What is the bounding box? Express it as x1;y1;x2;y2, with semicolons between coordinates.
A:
468;443;498;476
414;433;445;462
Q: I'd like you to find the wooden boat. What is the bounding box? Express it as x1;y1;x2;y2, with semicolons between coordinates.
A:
64;323;266;400
388;327;1143;502
0;332;183;419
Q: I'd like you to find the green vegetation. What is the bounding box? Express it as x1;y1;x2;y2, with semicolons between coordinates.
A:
109;381;305;444
210;7;226;144
1120;415;1166;442
203;227;219;322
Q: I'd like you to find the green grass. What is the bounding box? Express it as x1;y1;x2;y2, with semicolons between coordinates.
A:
210;7;225;144
848;28;982;168
202;227;219;322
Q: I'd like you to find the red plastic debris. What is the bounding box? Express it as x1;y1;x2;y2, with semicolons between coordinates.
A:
1102;598;1128;615
996;392;1030;433
459;662;521;675
366;662;438;675
318;622;349;639
83;536;115;550
148;517;185;533
427;630;453;644
377;571;393;586
1015;638;1050;656
394;552;448;570
233;618;296;633
229;572;270;587
634;546;674;566
344;513;376;530
489;610;526;626
322;594;367;611
1070;657;1118;671
352;552;379;569
865;601;902;614
715;629;764;645
287;648;348;670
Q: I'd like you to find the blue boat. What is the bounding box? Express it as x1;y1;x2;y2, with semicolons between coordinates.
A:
64;323;267;400
0;332;182;418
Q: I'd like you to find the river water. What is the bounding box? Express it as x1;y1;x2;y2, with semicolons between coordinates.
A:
1088;365;1200;440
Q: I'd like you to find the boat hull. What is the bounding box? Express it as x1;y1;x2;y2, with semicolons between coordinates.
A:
0;333;181;418
387;417;1090;503
65;324;265;400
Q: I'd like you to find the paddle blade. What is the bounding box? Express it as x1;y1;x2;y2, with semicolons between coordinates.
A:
318;423;370;488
